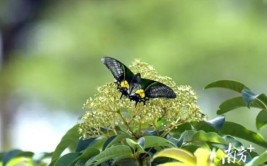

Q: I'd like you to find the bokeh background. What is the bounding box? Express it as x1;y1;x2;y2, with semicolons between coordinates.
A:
1;0;267;153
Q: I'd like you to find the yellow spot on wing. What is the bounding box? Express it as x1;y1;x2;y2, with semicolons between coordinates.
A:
135;89;145;98
120;80;129;89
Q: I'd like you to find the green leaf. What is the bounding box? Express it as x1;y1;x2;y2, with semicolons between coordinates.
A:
137;137;145;148
256;110;267;130
126;137;145;153
170;123;193;137
77;147;99;161
242;89;267;109
192;121;218;132
125;138;137;150
250;93;267;110
142;136;175;149
191;117;224;132
166;134;181;147
125;138;144;153
85;145;133;166
217;97;246;114
217;97;263;114
207;115;225;130
0;152;3;160
34;152;53;164
223;135;243;148
54;152;81;166
143;130;158;136
180;145;199;154
75;160;86;166
205;80;249;93
252;95;267;109
88;136;107;150
6;157;33;166
104;133;130;149
157;162;188;166
178;130;198;143
70;136;107;164
152;148;196;166
256;94;267;108
192;131;227;144
76;137;97;152
245;150;267;166
112;158;139;166
102;136;116;150
2;150;34;165
70;147;100;165
194;148;213;166
242;89;258;107
49;124;80;166
220;121;267;148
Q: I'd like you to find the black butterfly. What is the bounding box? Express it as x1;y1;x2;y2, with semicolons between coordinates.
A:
101;57;176;105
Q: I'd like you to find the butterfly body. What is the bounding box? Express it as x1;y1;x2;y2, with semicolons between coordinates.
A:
101;57;176;105
117;80;130;98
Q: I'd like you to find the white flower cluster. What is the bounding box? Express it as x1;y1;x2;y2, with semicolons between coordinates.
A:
79;59;204;138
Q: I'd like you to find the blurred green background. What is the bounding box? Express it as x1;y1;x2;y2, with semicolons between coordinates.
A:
0;0;267;152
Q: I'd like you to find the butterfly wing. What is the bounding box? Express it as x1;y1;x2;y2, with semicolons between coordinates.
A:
102;57;176;105
102;57;136;97
141;79;176;99
101;57;134;83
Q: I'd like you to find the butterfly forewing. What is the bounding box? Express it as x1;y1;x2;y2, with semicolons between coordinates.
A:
102;57;177;105
101;57;134;82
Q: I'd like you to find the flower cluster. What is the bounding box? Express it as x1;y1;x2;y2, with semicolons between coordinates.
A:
79;59;205;138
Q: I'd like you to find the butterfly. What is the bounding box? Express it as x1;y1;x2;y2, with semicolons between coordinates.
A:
101;57;176;105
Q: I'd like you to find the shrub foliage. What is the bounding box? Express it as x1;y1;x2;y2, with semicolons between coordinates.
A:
1;60;267;166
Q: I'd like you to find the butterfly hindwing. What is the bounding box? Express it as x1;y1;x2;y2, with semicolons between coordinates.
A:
102;57;177;105
141;79;176;99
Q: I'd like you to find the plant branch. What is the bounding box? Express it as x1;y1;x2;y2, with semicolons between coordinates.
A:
117;110;138;138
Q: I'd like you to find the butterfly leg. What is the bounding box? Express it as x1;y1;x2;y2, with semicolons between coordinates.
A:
135;101;138;107
120;93;124;99
143;101;146;105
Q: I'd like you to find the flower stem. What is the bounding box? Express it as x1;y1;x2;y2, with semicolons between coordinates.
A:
117;110;138;138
